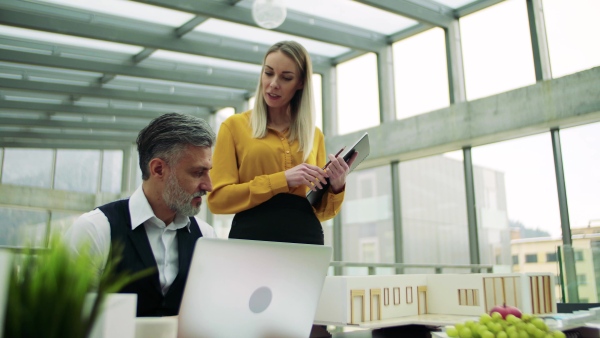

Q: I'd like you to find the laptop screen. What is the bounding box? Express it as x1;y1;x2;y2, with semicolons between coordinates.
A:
178;238;332;338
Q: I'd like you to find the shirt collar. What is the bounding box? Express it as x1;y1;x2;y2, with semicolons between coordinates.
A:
129;185;191;232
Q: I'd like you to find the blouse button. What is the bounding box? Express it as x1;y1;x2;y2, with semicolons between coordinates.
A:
285;150;290;154
280;137;284;141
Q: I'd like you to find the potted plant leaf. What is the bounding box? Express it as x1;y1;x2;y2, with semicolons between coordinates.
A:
2;236;152;338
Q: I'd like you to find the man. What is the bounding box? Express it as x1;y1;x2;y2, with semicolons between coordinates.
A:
65;112;216;317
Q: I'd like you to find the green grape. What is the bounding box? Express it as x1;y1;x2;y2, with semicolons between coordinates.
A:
459;327;473;338
446;326;459;337
551;331;566;338
532;328;546;338
519;330;530;338
526;323;538;335
508;331;520;338
506;314;522;325
492;312;504;321
521;313;533;322
481;331;494;338
480;313;493;324
497;331;508;338
477;324;491;335
531;318;548;332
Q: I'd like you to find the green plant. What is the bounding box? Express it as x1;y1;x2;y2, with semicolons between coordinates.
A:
3;237;152;338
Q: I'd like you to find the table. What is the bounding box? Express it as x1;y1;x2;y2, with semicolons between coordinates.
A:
330;324;439;338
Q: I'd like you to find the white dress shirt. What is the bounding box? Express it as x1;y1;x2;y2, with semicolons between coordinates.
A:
65;185;216;295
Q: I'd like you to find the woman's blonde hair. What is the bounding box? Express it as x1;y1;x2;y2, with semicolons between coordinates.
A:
250;40;315;161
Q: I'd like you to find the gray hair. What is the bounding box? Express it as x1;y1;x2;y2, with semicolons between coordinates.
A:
137;113;215;180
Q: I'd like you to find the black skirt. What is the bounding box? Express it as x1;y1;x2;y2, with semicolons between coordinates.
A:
229;193;324;245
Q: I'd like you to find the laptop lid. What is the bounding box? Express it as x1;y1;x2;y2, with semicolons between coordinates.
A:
178;238;333;338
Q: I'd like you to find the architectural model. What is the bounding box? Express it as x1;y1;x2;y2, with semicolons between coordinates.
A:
315;273;555;327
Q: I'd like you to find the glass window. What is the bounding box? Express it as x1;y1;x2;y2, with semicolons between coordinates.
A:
393;28;449;119
212;214;234;239
460;0;536;100
336;53;380;135
560;122;600;230
214;107;235;138
342;166;393;268
400;154;469;272
312;74;323;132
525;254;538;263
0;25;143;54
54;150;100;193
322;219;333;247
575;250;584;261
49;211;81;239
546;252;557;262
471;133;560;244
0;207;48;248
512;255;519;265
542;0;600;78
577;274;587;285
101;150;123;194
1;148;53;188
39;0;195;27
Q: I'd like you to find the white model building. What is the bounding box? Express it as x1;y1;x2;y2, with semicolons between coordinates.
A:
315;273;555;326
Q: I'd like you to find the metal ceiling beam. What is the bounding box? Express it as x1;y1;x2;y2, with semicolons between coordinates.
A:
355;0;455;28
0;139;127;150
0;100;202;119
0;50;258;92
389;23;434;43
0;116;148;132
0;5;333;71
134;0;387;52
0;130;137;143
455;0;505;17
0;78;244;108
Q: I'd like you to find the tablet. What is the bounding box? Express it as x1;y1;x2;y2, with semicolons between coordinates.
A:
306;132;370;206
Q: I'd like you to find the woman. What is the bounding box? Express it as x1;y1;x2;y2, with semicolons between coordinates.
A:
207;40;355;245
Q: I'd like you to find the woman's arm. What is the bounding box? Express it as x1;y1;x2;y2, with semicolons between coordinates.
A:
207;122;289;214
311;132;348;221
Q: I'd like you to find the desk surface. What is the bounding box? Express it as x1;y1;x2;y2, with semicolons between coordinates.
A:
330;325;438;338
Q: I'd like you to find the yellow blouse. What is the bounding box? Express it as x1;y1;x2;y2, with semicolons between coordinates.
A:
207;111;344;222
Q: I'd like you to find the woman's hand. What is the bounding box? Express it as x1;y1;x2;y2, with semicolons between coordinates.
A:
327;151;358;193
285;163;329;191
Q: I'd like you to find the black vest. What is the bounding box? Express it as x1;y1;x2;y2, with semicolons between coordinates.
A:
98;199;203;317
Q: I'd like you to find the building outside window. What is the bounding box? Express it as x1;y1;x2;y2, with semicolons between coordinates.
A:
525;254;538;263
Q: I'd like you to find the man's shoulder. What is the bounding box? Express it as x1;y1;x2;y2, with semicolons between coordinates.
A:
78;208;110;224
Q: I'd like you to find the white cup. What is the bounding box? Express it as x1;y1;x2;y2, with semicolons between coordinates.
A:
135;316;178;338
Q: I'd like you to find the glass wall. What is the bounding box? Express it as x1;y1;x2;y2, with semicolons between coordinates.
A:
341;165;394;273
460;0;536;100
0;207;48;248
1;148;54;188
542;0;600;78
101;150;123;194
400;154;469;273
560;122;600;229
471;133;560;238
55;149;101;193
393;27;449;119
336;53;380;135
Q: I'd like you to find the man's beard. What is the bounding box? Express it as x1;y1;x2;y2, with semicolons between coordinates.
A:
162;173;205;217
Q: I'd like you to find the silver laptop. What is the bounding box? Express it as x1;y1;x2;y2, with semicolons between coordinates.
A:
178;238;332;338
